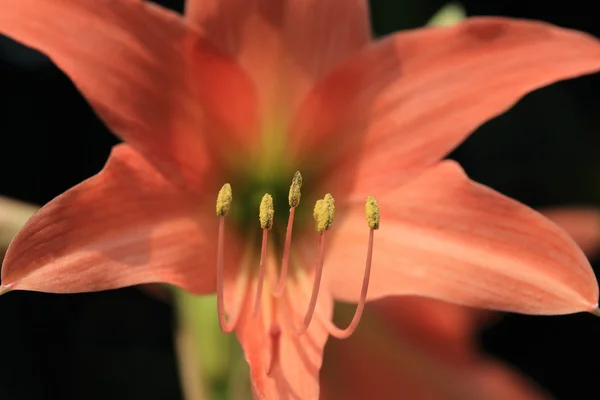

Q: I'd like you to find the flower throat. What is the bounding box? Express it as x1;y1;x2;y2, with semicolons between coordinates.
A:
214;172;379;375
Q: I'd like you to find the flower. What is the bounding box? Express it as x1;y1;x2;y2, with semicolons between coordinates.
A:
2;0;600;398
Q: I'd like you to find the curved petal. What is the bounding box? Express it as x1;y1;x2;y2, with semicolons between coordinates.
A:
325;161;598;314
1;145;235;294
290;17;600;199
539;206;600;259
0;0;258;188
235;253;332;399
184;0;370;118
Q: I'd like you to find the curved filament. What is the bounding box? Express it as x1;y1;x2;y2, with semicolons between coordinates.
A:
326;228;374;339
284;233;326;335
253;229;269;316
273;207;296;297
216;216;242;333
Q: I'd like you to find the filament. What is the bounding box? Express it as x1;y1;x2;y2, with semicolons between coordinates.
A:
266;324;281;376
253;229;269;316
273;207;296;297
216;216;241;333
284;233;326;335
326;228;374;339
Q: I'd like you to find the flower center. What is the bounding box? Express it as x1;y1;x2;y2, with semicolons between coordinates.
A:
225;169;312;247
214;173;380;375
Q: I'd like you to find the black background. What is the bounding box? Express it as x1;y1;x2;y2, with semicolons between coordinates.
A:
1;1;600;399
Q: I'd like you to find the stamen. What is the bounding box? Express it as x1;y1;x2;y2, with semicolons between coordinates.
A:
266;324;281;376
327;196;379;339
254;194;274;316
288;195;335;334
215;184;240;333
274;171;303;298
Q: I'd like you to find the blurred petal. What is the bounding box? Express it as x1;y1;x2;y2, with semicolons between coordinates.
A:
322;300;549;400
471;362;550;400
0;197;37;252
0;0;258;188
1;145;233;294
185;0;370;117
539;206;600;259
326;161;598;314
373;296;493;364
291;17;600;199
236;254;332;399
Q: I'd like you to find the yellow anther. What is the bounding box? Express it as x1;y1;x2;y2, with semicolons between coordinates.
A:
288;171;303;208
259;194;275;230
313;193;335;233
216;183;233;217
365;196;380;230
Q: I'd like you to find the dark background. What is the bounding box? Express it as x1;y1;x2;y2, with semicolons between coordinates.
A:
1;0;600;398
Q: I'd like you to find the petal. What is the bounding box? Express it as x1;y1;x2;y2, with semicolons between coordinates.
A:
291;17;600;199
184;0;370;118
372;296;493;364
235;252;332;399
470;362;550;400
0;0;258;188
325;161;598;314
0;197;37;253
539;206;600;259
1;144;235;294
322;301;549;400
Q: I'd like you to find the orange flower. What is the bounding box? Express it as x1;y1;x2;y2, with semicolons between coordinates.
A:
2;1;600;398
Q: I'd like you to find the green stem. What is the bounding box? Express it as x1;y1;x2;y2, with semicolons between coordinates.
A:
174;290;229;399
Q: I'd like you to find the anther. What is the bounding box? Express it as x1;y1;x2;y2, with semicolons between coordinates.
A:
259;194;274;230
216;184;241;333
326;196;379;339
274;172;303;297
314;193;335;233
216;183;232;217
288;195;336;334
254;194;274;315
288;171;302;208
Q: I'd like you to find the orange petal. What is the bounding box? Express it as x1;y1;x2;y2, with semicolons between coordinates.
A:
184;0;370;118
0;0;258;188
470;361;550;400
539;206;600;259
372;296;493;364
325;161;598;314
322;301;549;400
235;252;332;399
1;145;233;294
291;17;600;199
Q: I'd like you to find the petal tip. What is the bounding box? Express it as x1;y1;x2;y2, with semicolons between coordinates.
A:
590;305;600;317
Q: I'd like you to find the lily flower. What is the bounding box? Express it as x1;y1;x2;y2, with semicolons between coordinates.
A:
2;1;600;398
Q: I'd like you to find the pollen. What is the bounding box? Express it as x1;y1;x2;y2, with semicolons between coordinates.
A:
216;183;233;217
259;193;275;230
313;193;335;233
365;196;380;230
288;171;303;208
